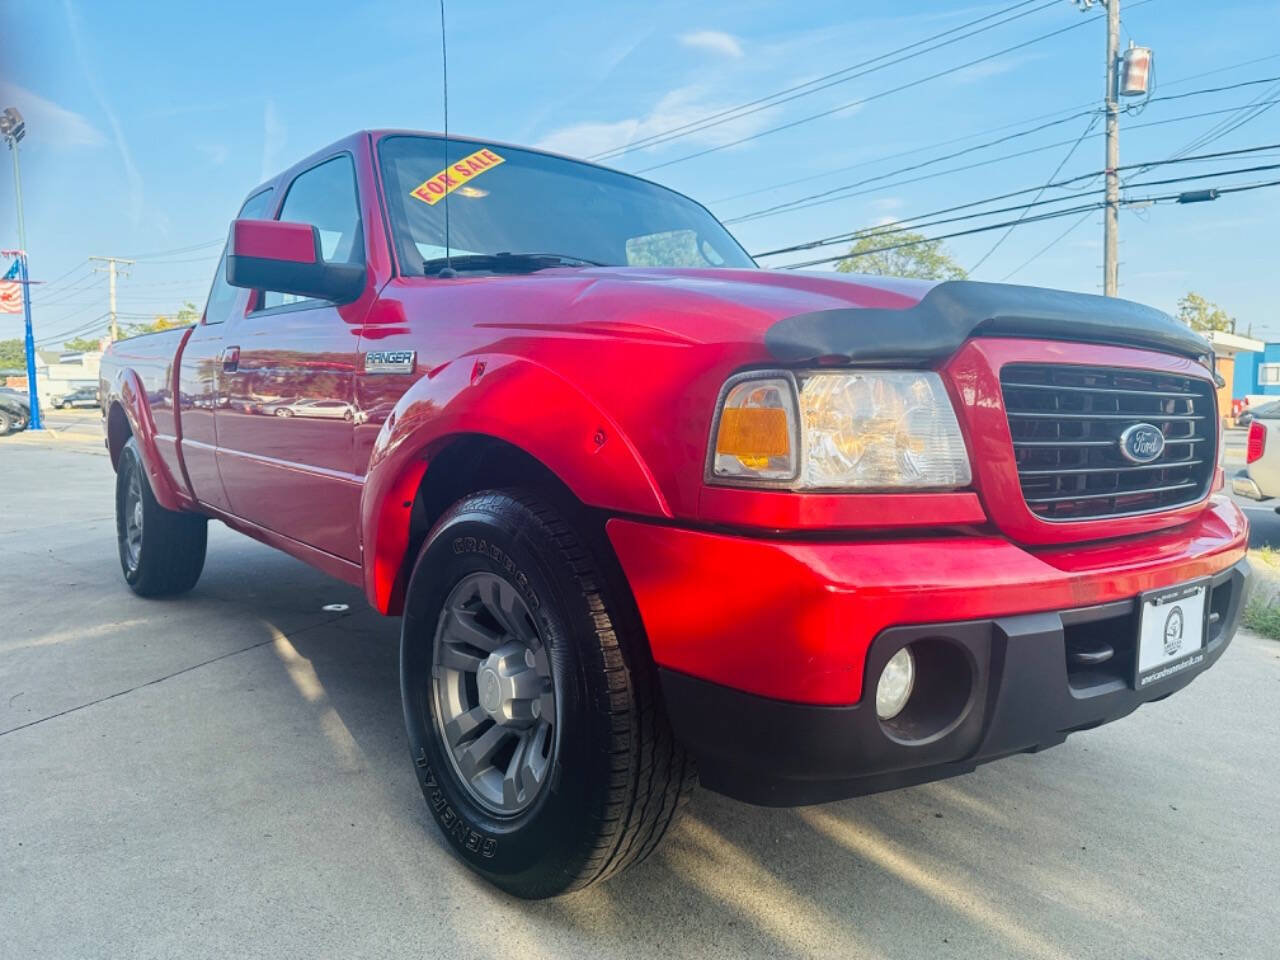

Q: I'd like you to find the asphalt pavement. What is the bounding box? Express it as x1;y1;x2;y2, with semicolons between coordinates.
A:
2;439;1278;960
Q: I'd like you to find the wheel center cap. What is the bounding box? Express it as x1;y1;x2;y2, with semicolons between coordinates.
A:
478;666;502;713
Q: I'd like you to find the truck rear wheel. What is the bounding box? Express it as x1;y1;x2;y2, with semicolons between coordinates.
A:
115;437;207;597
400;490;693;899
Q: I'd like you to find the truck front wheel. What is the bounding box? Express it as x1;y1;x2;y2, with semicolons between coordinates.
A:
115;437;207;597
400;490;693;898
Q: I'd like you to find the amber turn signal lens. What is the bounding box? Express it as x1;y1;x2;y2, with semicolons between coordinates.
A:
716;407;791;460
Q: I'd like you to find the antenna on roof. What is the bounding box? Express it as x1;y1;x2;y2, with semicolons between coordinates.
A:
437;0;456;278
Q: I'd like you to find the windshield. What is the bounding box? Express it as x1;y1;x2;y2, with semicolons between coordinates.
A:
377;135;755;275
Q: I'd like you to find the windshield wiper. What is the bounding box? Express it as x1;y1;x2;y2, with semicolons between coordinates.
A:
423;252;605;276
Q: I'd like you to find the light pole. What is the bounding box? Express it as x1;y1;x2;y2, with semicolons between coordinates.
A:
1;106;41;429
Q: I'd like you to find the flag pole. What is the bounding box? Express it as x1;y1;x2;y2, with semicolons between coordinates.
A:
18;251;41;429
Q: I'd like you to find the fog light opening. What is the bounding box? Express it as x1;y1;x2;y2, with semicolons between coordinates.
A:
875;646;916;721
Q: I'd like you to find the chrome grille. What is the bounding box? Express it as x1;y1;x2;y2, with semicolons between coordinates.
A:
1000;364;1217;520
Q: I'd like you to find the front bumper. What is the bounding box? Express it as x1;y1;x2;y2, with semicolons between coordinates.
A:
606;498;1251;806
658;558;1248;805
1232;468;1275;501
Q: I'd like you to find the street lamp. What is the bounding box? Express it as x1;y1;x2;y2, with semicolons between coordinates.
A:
1;105;41;429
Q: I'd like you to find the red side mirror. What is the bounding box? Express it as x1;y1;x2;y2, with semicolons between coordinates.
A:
226;218;364;305
231;219;319;265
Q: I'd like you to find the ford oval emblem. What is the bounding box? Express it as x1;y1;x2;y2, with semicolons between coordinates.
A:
1118;422;1166;464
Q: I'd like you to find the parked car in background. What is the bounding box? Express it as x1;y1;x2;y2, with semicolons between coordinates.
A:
262;397;355;421
1235;394;1275;427
52;385;100;409
0;387;30;435
1232;400;1280;509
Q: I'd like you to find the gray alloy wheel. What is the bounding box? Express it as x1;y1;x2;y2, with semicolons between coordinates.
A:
431;571;558;816
123;467;144;573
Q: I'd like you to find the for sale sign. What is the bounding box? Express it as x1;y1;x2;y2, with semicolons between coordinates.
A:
410;148;505;206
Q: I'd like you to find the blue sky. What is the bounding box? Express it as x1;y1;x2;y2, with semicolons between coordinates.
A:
2;0;1278;348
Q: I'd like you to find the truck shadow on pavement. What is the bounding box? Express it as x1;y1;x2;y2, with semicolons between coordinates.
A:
225;556;1197;960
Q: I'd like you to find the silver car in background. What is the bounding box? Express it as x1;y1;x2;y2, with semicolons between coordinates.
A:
1233;400;1280;509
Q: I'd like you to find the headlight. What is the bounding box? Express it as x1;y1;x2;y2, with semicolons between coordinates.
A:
709;370;971;490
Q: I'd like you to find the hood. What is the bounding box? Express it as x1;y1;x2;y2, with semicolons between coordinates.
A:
395;267;1208;365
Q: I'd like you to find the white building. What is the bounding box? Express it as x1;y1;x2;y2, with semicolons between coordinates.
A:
36;349;103;403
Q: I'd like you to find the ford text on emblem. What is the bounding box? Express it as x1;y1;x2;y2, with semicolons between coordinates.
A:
1118;422;1165;464
364;350;416;375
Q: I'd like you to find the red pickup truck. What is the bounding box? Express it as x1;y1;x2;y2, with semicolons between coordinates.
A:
101;130;1251;898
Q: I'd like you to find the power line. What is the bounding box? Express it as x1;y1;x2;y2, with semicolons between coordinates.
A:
726;100;1280;225
120;238;223;261
35;314;109;347
775;178;1280;270
590;0;1057;161
753;161;1279;265
1138;74;1280;108
1157;52;1280;90
709;70;1280;209
632;5;1144;174
709;103;1098;206
28;259;91;292
751;141;1280;257
132;253;221;265
1000;210;1095;281
29;272;103;308
968;112;1100;273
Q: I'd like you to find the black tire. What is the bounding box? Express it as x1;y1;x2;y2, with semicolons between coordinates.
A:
115;437;208;597
400;490;693;899
0;410;12;436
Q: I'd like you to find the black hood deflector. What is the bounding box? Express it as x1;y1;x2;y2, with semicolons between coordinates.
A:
765;280;1210;364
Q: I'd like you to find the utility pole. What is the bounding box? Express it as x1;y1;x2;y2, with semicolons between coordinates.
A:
1;105;40;429
1102;0;1120;297
89;255;134;341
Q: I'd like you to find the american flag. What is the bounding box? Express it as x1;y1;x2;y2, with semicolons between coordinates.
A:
0;259;21;314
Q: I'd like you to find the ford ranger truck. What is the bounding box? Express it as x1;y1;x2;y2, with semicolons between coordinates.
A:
99;131;1251;899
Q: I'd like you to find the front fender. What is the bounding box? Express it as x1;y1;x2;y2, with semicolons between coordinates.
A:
360;354;671;613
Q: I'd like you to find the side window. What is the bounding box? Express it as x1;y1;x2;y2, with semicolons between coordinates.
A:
261;154;363;310
203;188;275;324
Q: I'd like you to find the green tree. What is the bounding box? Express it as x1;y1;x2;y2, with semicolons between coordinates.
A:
124;301;201;338
0;338;26;370
836;227;967;280
64;335;105;353
1176;291;1234;333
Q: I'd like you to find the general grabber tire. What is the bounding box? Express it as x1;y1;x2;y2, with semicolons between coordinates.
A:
115;437;207;597
400;490;694;899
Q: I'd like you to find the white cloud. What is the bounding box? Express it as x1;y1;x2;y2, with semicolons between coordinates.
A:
0;82;104;148
199;143;230;166
535;85;773;159
64;0;143;222
949;54;1043;85
678;30;744;58
261;100;286;181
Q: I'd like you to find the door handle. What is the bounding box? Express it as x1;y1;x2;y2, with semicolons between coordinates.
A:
222;346;240;372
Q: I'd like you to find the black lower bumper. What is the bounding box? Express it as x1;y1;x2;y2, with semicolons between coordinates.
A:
662;558;1251;807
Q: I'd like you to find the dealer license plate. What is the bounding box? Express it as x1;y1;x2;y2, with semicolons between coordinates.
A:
1135;581;1207;690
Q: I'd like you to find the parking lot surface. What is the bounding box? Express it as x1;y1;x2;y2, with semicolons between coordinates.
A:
2;440;1278;960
